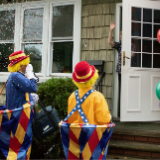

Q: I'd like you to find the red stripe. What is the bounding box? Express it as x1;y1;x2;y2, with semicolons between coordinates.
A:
78;124;83;128
69;130;79;145
19;110;29;131
68;150;79;159
98;153;103;160
9;136;21;154
88;129;99;153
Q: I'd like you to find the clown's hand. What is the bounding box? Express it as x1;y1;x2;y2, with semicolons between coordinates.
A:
31;93;39;105
25;64;39;82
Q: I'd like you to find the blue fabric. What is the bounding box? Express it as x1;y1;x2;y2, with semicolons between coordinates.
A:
64;89;95;123
6;72;37;109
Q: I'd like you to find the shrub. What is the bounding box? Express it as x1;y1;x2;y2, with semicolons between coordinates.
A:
30;77;77;159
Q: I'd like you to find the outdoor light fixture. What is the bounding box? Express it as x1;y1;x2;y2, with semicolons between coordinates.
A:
83;39;88;48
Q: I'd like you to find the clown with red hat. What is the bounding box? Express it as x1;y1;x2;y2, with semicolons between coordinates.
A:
59;61;113;160
6;50;38;110
68;61;111;124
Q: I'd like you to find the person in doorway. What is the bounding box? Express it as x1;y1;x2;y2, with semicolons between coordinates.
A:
67;61;111;124
108;21;136;116
6;50;38;109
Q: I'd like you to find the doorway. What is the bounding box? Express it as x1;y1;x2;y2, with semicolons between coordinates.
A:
113;3;122;118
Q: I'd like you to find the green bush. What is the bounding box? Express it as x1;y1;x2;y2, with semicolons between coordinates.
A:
30;77;77;159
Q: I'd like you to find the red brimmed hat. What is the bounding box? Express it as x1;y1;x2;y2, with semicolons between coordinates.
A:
8;50;29;67
73;61;96;83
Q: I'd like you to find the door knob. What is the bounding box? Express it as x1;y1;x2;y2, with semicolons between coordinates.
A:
123;51;130;66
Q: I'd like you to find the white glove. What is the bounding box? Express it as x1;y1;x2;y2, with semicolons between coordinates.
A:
31;93;39;104
25;64;39;82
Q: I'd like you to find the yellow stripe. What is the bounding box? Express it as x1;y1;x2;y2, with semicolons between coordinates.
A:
0;113;3;127
9;53;25;60
25;93;29;102
23;105;31;119
82;142;92;159
6;110;12;121
15;123;26;144
69;139;80;158
70;123;82;140
26;144;32;160
76;69;92;80
7;148;17;160
96;126;107;141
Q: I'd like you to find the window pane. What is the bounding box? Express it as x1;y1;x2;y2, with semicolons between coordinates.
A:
154;10;160;23
52;42;73;73
52;5;74;38
153;54;160;68
132;23;141;36
154;25;160;38
131;53;141;67
131;39;141;52
142;53;152;68
143;40;152;53
143;8;152;22
0;43;14;72
0;10;15;40
132;7;141;21
23;8;43;42
153;40;160;53
24;44;42;73
143;24;152;37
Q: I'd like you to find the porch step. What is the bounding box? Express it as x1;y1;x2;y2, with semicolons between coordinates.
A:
108;139;160;159
113;121;160;138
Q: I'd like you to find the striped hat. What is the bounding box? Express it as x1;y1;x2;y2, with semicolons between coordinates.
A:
73;61;95;83
9;50;29;67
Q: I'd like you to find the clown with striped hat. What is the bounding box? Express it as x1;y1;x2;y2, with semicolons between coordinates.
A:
59;61;114;160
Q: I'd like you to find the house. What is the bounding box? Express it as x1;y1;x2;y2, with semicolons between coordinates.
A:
0;0;160;123
1;0;160;158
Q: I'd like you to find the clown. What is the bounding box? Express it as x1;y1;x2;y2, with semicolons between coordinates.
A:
68;61;111;124
59;61;114;160
6;50;38;109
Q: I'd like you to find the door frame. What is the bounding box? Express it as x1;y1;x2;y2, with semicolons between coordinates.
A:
113;2;122;118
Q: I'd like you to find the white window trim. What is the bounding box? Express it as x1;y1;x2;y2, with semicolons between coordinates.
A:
0;0;81;83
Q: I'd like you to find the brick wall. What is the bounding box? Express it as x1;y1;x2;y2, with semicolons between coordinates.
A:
81;0;122;112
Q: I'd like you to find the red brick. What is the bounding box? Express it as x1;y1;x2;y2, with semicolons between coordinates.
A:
108;148;124;154
152;153;160;158
111;134;122;139
124;149;137;156
135;136;147;142
122;135;134;140
148;137;160;143
138;151;151;157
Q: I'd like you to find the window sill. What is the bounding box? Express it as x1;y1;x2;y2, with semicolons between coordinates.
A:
0;74;73;83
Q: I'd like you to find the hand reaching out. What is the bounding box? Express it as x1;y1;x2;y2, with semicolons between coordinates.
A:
110;21;116;31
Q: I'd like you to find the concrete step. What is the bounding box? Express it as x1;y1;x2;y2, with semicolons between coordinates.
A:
107;154;142;159
108;139;160;159
113;121;160;138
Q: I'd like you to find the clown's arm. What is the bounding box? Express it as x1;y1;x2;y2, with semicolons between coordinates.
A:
12;72;37;93
95;92;111;125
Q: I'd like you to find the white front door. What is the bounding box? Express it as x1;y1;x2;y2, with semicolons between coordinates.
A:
121;0;160;121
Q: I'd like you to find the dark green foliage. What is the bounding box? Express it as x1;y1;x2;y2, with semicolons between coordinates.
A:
31;77;77;159
37;77;77;119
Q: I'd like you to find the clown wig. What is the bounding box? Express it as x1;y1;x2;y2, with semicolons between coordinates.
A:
73;69;99;89
8;57;30;73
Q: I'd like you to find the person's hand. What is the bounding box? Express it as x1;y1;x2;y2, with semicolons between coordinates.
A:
25;64;39;82
110;21;116;31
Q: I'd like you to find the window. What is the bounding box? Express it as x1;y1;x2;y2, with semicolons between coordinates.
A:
0;9;15;72
51;5;74;74
0;0;81;81
131;7;160;68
